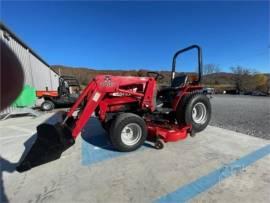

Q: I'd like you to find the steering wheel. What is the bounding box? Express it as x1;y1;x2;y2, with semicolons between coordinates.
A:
147;71;164;80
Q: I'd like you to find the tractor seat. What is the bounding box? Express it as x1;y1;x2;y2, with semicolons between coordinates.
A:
161;75;188;92
154;75;188;113
157;75;188;103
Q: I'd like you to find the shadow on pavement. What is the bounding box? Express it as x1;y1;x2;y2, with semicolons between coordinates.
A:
0;112;68;203
1;112;66;202
1;113;156;201
1;156;17;203
81;117;155;151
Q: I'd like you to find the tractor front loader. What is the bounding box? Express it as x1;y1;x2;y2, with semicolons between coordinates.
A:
16;45;211;172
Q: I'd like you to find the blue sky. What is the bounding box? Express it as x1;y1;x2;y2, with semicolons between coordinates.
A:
1;1;269;73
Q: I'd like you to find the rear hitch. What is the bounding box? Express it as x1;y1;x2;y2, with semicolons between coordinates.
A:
16;123;75;172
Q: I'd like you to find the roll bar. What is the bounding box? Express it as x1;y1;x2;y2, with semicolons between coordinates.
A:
171;45;203;84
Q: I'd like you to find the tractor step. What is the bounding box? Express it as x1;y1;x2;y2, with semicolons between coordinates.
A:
155;107;173;114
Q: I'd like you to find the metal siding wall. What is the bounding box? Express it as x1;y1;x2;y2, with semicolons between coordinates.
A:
30;53;52;90
50;71;59;90
1;29;59;91
1;30;33;86
0;27;59;116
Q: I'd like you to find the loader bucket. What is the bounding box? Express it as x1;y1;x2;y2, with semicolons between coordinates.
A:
16;123;75;172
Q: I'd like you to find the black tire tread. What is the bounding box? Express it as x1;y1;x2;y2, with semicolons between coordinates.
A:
109;113;147;152
176;91;202;123
176;91;211;132
41;100;55;111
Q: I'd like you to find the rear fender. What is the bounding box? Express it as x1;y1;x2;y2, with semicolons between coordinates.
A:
172;85;203;111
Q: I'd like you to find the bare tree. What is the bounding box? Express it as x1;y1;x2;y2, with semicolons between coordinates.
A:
253;74;268;93
231;66;252;92
203;64;221;75
267;77;270;94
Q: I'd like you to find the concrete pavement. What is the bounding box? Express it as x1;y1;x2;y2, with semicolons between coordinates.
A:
1;112;269;203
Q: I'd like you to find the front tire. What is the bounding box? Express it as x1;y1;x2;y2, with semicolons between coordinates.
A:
176;93;211;132
109;113;147;152
41;100;55;111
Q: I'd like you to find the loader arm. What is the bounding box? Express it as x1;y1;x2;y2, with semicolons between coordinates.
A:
64;75;156;139
63;79;106;138
71;89;105;138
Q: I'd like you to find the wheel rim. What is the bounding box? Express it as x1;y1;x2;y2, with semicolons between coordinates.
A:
120;123;142;146
43;102;52;110
192;102;207;124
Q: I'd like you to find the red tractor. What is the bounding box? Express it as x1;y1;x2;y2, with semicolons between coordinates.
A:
17;45;211;172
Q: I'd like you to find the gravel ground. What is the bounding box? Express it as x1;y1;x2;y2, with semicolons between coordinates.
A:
210;95;270;140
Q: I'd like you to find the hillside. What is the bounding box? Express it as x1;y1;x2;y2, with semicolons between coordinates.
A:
51;65;269;94
52;65;234;85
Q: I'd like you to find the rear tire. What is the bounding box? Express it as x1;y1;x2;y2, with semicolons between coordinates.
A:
41;100;55;111
109;113;147;152
176;93;211;132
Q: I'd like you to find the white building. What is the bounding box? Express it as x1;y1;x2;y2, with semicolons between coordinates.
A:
0;23;59;116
